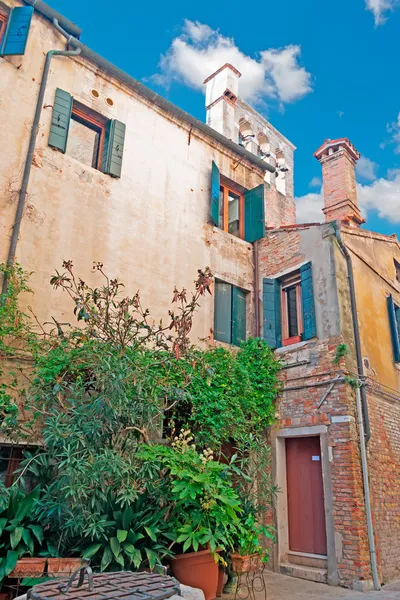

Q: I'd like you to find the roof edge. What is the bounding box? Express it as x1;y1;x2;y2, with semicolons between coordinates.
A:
70;41;273;173
24;0;82;38
26;1;272;174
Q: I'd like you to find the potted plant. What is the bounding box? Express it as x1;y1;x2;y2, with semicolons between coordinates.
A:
230;514;272;574
139;433;242;600
0;487;46;585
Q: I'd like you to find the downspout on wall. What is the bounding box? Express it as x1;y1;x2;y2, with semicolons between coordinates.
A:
1;21;80;295
333;223;380;591
253;240;260;337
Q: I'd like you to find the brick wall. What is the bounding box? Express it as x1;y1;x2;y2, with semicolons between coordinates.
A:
276;340;371;587
265;185;297;229
367;390;400;583
258;226;372;588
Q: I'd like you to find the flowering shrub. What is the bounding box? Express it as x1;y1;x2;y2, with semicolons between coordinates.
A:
0;263;281;567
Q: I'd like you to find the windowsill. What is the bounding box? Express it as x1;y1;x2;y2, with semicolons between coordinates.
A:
282;335;302;347
275;339;314;354
213;339;242;350
47;148;109;178
211;225;251;246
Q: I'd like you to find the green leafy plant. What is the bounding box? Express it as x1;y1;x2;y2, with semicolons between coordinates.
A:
333;343;349;364
139;433;242;558
80;496;174;571
233;513;273;559
1;263;281;566
0;487;43;588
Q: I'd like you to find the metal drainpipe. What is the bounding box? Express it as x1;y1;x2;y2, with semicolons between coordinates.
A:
1;20;80;295
334;225;370;441
253;240;260;337
334;223;380;591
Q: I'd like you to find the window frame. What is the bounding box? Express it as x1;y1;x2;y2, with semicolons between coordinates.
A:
0;12;7;44
280;271;303;346
219;182;245;239
0;445;23;488
68;103;107;171
214;280;247;347
395;259;400;285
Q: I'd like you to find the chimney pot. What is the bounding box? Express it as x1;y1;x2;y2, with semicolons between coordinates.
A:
204;64;241;140
314;138;365;227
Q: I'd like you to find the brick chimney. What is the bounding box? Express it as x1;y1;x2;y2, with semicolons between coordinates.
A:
314;138;365;226
204;64;241;141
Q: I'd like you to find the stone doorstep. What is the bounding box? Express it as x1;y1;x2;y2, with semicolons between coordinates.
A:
280;563;328;584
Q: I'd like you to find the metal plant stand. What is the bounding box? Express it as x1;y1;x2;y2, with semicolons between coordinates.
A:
233;563;267;600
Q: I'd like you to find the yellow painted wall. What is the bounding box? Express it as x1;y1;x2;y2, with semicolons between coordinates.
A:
342;229;400;392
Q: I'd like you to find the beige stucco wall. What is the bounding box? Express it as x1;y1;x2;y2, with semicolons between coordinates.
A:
0;0;264;343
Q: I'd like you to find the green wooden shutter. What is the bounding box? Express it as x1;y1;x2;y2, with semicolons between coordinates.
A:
48;88;73;153
210;161;220;226
244;184;265;243
101;120;126;178
387;295;400;362
263;278;281;349
214;282;232;344
232;287;246;346
300;262;317;340
0;6;33;56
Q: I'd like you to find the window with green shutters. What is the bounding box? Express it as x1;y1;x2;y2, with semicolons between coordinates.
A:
0;6;33;56
210;162;265;242
387;295;400;363
262;262;317;349
48;88;126;178
214;281;247;346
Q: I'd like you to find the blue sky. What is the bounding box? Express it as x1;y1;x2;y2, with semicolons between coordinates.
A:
50;0;400;237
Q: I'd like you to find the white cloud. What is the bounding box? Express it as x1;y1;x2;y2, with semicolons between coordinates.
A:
356;156;378;181
152;20;312;104
366;0;398;25
358;173;400;223
295;191;324;223
296;173;400;225
309;176;322;188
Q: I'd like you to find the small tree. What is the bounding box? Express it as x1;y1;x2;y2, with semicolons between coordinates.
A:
0;262;280;564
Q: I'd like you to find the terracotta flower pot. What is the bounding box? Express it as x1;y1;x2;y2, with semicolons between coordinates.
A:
231;553;262;574
216;567;225;597
47;558;84;576
9;558;47;578
171;549;218;600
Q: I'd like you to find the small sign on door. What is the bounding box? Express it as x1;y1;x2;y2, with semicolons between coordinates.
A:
312;455;320;461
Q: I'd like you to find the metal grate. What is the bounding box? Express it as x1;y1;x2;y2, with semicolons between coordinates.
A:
28;570;181;600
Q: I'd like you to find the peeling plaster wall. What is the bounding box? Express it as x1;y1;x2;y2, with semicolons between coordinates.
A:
341;229;400;583
342;230;400;390
0;1;263;344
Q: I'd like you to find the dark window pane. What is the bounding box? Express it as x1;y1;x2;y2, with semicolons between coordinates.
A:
287;285;298;337
395;260;400;283
0;446;22;487
228;190;240;237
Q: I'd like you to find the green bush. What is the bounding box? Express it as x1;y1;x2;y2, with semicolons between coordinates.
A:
1;262;281;567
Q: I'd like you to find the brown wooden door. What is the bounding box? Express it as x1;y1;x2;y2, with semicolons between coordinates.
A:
286;436;327;555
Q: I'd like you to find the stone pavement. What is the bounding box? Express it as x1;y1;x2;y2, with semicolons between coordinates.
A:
236;572;400;600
